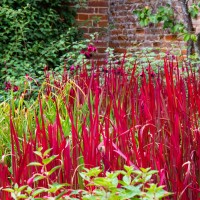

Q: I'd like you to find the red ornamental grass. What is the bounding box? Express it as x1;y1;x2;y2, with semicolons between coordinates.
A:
0;56;199;199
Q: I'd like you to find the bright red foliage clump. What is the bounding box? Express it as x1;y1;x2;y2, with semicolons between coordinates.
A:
0;56;200;199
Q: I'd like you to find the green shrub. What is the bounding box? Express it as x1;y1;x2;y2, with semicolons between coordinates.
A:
3;148;172;199
0;0;85;90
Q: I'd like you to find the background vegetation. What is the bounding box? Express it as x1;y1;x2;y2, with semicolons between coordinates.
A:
0;0;85;94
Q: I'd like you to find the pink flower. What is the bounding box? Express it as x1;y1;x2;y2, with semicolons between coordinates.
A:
80;50;92;59
80;49;85;54
13;85;19;92
27;176;34;185
84;51;92;59
76;65;80;69
4;82;11;91
139;71;145;77
44;66;48;71
70;65;75;71
102;67;108;73
25;74;33;81
114;68;123;75
4;82;19;92
80;44;97;59
115;60;121;65
54;80;61;88
171;54;176;60
87;44;97;52
151;71;156;77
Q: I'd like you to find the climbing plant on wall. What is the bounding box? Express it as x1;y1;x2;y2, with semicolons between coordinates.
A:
0;0;85;89
133;0;200;58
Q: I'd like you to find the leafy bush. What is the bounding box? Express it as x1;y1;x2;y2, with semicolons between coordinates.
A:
0;39;97;102
0;0;85;90
79;166;171;199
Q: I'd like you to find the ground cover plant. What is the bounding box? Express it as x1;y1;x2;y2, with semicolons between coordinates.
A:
0;50;199;199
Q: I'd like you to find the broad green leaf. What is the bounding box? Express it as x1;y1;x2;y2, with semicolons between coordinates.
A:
124;165;134;174
18;185;28;192
93;177;112;187
45;165;61;176
144;174;152;182
183;34;191;42
191;34;197;42
33;175;45;182
146;170;158;175
120;185;142;199
48;183;67;193
106;170;124;178
14;183;19;190
43;148;53;157
83;167;102;177
17;194;27;199
3;188;14;193
82;195;96;200
27;162;43;167
42;155;58;165
25;186;33;194
122;175;131;185
32;188;47;197
111;177;119;188
11;193;17;199
33;151;42;158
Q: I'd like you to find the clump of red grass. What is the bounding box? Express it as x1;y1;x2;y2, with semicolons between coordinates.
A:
0;55;200;199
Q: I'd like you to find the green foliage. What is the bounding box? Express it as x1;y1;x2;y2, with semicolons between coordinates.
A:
189;3;200;18
3;149;172;199
78;166;172;199
3;147;68;199
0;36;92;102
133;3;199;42
0;0;85;90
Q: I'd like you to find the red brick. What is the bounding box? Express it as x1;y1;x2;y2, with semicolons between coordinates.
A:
78;20;93;27
95;60;106;65
88;27;102;33
78;14;89;20
181;49;187;55
153;42;161;47
88;2;108;7
89;14;108;21
93;53;107;59
98;8;108;14
83;33;91;39
115;48;126;54
80;27;89;33
109;43;119;48
98;21;108;27
97;47;107;53
164;35;178;41
94;41;108;47
78;8;95;13
135;28;145;34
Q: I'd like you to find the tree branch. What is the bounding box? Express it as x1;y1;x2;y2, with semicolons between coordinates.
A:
179;0;195;56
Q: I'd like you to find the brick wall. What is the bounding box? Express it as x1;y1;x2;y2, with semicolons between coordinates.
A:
109;0;183;54
76;0;200;58
76;0;109;60
108;0;193;55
